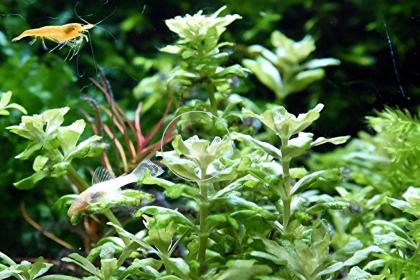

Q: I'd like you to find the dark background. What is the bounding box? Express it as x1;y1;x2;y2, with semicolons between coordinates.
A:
0;0;418;258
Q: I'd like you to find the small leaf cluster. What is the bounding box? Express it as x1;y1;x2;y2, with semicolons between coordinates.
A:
243;31;340;100
308;108;420;278
7;107;105;189
161;6;248;99
0;91;26;116
0;253;54;280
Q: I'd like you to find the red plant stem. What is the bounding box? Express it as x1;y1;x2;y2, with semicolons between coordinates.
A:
145;96;174;144
135;103;146;152
135;122;176;162
113;106;137;162
100;106;125;134
101;105;136;163
103;124;129;172
79;109;114;176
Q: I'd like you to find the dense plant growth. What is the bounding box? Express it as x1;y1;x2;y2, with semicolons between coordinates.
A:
0;2;419;280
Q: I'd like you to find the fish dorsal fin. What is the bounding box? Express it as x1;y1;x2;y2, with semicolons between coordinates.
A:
132;159;164;178
92;167;115;184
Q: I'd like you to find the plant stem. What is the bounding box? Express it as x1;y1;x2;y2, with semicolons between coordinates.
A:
205;80;218;116
198;182;209;274
117;242;139;267
280;137;292;231
103;208;129;245
67;165;89;192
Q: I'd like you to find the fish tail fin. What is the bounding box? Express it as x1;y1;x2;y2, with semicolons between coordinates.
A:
131;159;164;179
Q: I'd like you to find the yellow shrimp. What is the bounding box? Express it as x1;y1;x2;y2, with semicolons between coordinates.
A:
12;23;94;43
12;23;94;60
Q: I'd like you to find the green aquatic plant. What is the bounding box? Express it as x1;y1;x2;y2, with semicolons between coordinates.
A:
243;30;340;101
161;6;249;114
0;91;26;116
0;253;57;280
310;108;420;195
2;4;417;280
7;107;105;189
236;103;349;231
307;108;420;278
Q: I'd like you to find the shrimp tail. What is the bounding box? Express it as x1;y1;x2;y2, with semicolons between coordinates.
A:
12;34;25;42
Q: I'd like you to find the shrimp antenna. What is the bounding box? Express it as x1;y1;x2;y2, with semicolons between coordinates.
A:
0;13;26;22
74;1;116;27
74;2;118;43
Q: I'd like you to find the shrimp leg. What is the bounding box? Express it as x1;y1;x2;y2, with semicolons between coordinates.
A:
69;43;81;60
29;38;37;45
64;47;73;61
49;42;65;53
41;39;47;50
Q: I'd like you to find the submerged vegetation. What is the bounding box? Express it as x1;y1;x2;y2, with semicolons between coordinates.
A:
0;1;419;279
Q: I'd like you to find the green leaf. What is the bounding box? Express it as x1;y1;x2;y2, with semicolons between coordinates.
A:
137;206;196;229
211;174;259;199
32;155;49;172
215;260;272;280
0;251;16;266
285;132;313;157
0;109;9;116
303;58;341;69
0;91;12;108
159;276;183;280
5;103;27;114
141;173;199;199
291;169;341;195
37;276;81;280
290;167;308;179
232;132;282;159
160;135;235;182
206;214;239;230
159;256;191;280
100;258;118;279
58;120;85;155
15;142;43;160
288;69;325;94
65;135;104;160
28;257;53;279
317;246;382;277
402;187;420;204
312;136;350;146
0;270;13;280
106;222;154;251
14;171;48;190
243;104;324;140
345;266;371;280
62;253;99;277
223;195;274;219
243;57;283;98
42;107;69;133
